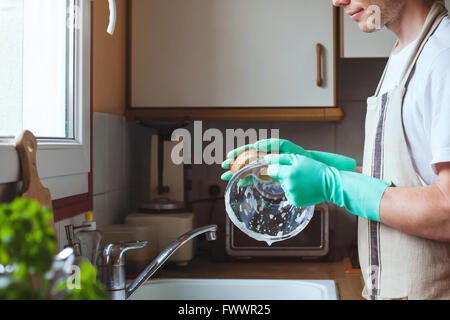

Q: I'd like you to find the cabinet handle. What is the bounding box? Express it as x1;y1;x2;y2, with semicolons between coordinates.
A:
107;0;116;35
316;43;323;87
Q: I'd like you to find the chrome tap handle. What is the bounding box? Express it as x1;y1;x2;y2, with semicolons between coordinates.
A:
102;241;148;267
100;241;148;298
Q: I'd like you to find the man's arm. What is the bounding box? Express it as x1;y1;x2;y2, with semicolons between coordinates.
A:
380;162;450;242
263;155;450;242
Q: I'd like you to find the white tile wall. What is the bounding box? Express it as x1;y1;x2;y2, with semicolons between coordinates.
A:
107;115;126;192
93;113;131;220
93;113;129;196
53;113;132;250
54;112;139;250
93;193;108;225
93;113;108;195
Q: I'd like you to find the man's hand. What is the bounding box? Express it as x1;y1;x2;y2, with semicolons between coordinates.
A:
221;139;357;181
264;153;391;221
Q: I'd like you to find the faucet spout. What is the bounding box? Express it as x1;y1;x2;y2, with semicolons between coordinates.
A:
125;224;218;299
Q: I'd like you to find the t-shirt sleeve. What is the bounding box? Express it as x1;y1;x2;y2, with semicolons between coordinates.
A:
424;48;450;173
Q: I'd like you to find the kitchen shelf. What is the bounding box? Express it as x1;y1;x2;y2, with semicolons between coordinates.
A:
125;107;345;123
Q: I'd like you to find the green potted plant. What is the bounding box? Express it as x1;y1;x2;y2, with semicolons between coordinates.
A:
0;198;107;300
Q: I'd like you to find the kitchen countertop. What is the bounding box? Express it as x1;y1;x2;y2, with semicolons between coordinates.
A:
153;255;365;300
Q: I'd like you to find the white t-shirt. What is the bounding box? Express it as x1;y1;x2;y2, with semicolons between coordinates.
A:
378;16;450;186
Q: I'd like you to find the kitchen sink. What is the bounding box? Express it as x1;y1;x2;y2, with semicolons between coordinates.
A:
127;278;338;300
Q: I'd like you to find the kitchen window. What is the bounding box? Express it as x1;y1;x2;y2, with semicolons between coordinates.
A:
0;0;91;211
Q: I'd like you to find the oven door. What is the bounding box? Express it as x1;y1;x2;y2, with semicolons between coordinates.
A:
225;203;329;258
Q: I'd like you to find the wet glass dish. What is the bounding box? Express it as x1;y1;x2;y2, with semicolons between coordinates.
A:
225;161;315;246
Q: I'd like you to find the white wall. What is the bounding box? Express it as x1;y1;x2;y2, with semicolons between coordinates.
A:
54;112;154;250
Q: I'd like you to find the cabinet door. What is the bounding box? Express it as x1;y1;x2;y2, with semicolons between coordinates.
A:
130;0;335;108
341;1;450;58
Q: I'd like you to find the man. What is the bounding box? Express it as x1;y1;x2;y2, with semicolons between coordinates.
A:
222;0;450;299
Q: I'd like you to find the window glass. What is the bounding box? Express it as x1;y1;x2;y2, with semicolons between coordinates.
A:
0;0;74;139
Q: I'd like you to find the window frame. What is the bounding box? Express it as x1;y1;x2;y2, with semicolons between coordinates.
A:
0;0;92;220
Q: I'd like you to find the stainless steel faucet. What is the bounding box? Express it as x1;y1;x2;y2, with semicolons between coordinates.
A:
99;224;218;300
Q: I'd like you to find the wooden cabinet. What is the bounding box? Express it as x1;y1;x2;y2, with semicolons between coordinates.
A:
129;0;337;109
340;1;450;58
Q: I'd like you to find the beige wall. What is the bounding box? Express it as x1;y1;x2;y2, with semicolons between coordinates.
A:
92;0;127;116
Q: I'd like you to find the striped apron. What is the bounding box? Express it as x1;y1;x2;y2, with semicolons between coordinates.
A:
358;1;450;300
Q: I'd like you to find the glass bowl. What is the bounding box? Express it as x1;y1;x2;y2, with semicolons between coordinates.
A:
225;161;314;246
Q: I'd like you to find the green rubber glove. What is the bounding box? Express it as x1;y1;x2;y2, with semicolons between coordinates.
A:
221;139;357;181
264;154;391;222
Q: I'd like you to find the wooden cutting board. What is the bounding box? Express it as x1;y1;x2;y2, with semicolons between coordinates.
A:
15;130;54;228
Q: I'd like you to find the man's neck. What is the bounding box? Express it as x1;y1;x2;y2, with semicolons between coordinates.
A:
387;0;434;53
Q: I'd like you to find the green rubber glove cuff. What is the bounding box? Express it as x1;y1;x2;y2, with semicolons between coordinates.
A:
327;168;391;222
308;150;357;172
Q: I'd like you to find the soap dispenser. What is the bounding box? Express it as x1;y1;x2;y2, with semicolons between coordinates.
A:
75;211;103;267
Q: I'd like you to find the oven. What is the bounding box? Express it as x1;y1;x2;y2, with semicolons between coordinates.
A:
225;203;329;258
